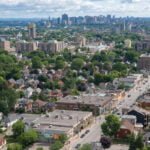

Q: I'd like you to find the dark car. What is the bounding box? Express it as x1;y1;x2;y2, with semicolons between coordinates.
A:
85;130;90;134
75;144;81;149
80;134;85;138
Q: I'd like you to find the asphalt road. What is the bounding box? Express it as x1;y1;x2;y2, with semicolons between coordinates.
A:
117;77;150;114
70;76;150;150
70;116;104;150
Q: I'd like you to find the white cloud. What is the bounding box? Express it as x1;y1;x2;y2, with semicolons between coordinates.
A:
0;0;149;18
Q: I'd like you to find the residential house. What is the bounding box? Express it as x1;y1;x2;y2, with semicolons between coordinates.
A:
49;90;63;99
8;78;16;87
24;87;34;98
122;115;137;125
16;79;25;89
44;102;55;112
15;99;33;112
127;107;150;127
32;100;47;113
116;120;135;139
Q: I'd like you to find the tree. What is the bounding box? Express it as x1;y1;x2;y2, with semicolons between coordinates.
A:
129;133;144;150
59;134;68;144
55;59;65;69
0;87;18;115
79;144;92;150
50;141;63;150
103;62;112;71
129;134;136;150
113;62;127;72
32;56;42;69
7;143;23;150
135;133;144;150
125;51;139;63
71;58;84;70
19;129;38;147
101;114;121;138
100;136;111;149
12;120;25;137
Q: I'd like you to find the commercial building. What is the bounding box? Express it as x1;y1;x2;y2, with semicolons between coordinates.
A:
113;74;143;89
16;41;37;53
38;40;64;53
32;110;93;141
138;54;150;71
28;23;36;39
56;92;114;115
137;91;150;109
6;110;94;141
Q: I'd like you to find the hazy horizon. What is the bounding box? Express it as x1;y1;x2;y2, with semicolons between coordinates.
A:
0;0;149;18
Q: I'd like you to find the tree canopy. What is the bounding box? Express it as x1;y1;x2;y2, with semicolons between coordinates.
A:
101;114;121;137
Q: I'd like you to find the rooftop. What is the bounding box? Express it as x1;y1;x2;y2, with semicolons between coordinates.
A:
33;110;92;128
57;93;113;107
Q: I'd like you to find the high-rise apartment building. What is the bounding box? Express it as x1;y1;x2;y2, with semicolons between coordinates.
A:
28;23;36;39
124;39;132;48
138;54;150;71
38;40;64;53
135;40;150;51
16;41;37;53
73;35;86;47
0;40;11;51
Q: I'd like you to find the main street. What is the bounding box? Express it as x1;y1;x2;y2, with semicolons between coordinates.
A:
117;76;150;114
70;116;104;150
70;76;150;150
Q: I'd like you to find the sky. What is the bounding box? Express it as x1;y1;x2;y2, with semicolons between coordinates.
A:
0;0;150;18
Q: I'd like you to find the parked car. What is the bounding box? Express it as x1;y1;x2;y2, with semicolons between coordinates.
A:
85;130;90;134
80;134;85;138
75;144;81;149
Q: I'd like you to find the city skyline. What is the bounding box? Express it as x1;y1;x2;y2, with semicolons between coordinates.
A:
0;0;150;18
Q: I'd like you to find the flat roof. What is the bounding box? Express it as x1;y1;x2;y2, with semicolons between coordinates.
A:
57;93;112;107
33;110;92;127
35;124;72;133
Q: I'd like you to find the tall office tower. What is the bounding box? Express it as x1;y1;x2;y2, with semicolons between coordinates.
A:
123;20;126;31
28;23;36;39
62;14;69;25
127;23;132;32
